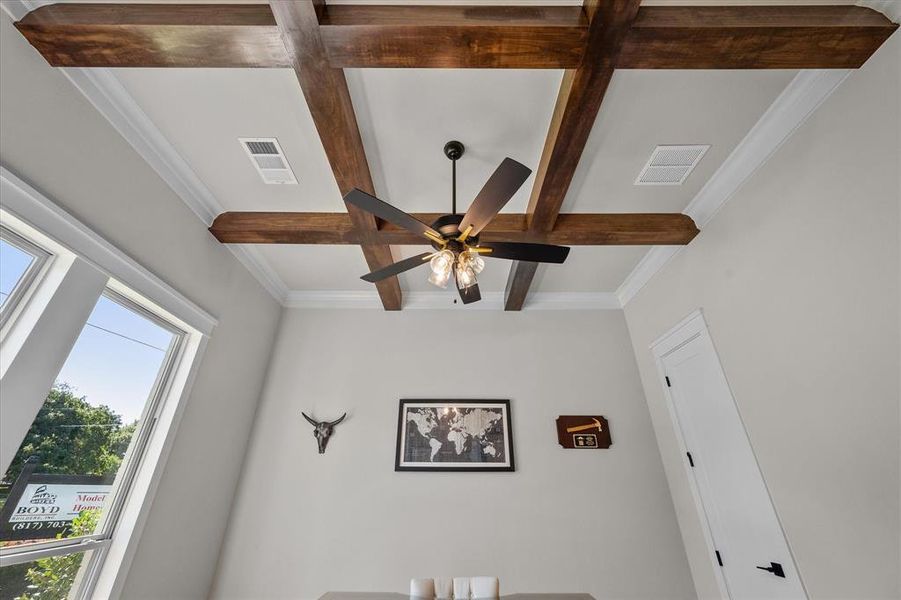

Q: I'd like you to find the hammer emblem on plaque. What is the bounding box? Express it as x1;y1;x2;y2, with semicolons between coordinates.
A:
556;416;611;449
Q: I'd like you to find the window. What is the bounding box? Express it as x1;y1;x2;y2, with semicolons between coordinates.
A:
0;291;183;598
0;169;213;600
0;227;49;327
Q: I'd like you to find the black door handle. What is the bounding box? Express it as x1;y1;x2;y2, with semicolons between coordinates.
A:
756;562;785;578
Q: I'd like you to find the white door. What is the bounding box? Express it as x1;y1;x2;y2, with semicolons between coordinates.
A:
655;312;806;600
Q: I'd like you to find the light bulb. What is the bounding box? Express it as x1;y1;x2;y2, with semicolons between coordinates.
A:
428;267;451;289
466;250;485;274
429;249;454;275
455;261;477;289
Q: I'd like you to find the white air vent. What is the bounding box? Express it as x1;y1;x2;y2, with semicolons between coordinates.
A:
239;137;297;185
635;145;709;186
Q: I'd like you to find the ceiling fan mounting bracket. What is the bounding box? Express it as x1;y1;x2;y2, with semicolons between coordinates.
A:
429;213;480;249
443;140;465;161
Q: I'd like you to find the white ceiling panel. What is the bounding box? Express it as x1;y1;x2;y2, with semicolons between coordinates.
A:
347;68;564;215
533;246;651;292
114;68;346;213
253;245;373;291
565;69;798;214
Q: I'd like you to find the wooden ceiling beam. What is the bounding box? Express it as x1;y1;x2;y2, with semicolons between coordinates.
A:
14;4;895;70
209;212;699;247
269;0;401;310
504;0;641;312
318;4;588;68
14;3;587;69
14;3;291;68
617;6;898;69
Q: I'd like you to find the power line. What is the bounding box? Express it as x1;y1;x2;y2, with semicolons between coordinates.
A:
0;290;167;352
82;322;167;352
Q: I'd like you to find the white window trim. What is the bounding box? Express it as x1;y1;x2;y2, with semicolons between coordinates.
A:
0;165;217;599
0;167;216;336
0;226;51;329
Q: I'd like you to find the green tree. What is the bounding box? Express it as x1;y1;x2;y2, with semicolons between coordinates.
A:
15;510;100;600
4;385;136;485
1;386;135;600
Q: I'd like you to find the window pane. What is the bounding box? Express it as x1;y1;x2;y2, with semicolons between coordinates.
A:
0;238;36;311
0;294;176;549
0;550;92;600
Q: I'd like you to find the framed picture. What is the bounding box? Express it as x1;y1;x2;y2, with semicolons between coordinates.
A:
395;399;514;472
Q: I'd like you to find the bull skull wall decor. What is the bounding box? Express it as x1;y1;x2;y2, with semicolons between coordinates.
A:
301;412;347;454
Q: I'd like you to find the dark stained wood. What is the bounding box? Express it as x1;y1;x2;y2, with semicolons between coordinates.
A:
209;212;699;246
269;0;401;310
14;3;291;68
319;5;588;68
617;6;898;69
556;415;612;449
15;4;896;71
504;0;641;311
14;3;587;70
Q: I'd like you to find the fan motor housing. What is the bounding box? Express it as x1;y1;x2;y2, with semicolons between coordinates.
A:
430;214;479;251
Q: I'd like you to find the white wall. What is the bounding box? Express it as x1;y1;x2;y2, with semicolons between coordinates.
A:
211;309;695;599
623;34;901;600
0;17;282;599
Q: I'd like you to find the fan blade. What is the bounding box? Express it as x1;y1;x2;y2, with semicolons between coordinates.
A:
481;242;570;264
344;189;442;242
459;158;532;237
457;281;482;305
361;252;431;282
453;266;481;304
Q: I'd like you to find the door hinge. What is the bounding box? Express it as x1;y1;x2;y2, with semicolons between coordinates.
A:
686;451;695;467
715;550;723;567
665;376;672;387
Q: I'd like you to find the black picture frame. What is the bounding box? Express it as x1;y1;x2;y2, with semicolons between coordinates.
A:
395;399;515;472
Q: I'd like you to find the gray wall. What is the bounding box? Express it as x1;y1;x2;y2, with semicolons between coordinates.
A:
210;310;695;599
622;35;901;600
0;17;282;599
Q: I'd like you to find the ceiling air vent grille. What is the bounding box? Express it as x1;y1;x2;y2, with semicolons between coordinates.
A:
239;137;297;185
635;145;709;186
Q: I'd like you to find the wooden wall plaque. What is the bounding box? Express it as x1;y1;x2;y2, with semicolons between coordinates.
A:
556;415;611;449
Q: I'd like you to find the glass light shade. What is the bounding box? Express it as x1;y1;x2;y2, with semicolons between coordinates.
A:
466;250;486;274
429;249;454;275
428;266;452;288
455;261;477;289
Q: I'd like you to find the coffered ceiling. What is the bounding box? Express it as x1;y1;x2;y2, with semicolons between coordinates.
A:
3;0;893;307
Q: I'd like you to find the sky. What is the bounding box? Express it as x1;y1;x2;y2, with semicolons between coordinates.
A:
1;238;175;424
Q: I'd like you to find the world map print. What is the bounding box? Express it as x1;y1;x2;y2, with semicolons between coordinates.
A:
403;407;506;464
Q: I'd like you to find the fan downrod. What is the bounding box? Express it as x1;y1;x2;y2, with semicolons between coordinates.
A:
443;140;464;160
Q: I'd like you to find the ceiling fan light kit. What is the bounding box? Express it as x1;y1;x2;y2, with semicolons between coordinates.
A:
343;141;571;305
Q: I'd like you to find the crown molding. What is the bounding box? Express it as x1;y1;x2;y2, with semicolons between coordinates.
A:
57;66;290;302
285;290;621;310
616;68;851;307
857;1;901;23
0;0;41;20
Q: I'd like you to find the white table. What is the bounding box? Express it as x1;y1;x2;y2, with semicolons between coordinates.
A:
319;594;595;600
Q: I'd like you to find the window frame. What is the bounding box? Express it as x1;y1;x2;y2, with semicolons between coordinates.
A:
0;289;189;592
0;225;51;330
0;166;216;599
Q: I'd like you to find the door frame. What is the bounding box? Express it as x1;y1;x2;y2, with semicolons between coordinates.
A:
650;309;808;600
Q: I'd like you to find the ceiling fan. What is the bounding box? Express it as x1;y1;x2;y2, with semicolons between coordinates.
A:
344;141;570;305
